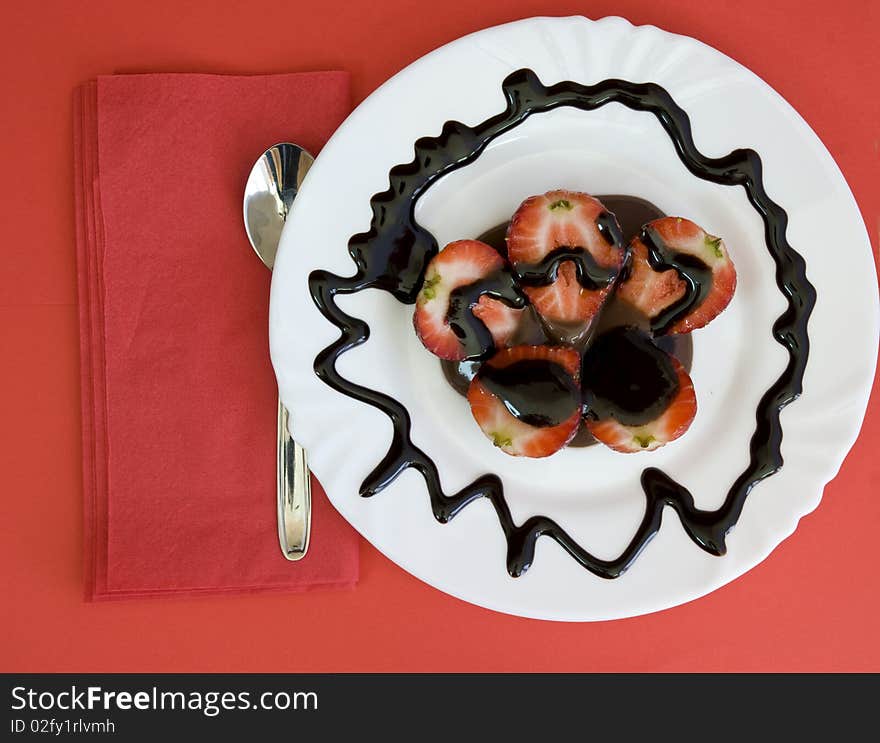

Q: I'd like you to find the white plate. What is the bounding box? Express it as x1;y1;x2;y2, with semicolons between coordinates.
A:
269;16;878;620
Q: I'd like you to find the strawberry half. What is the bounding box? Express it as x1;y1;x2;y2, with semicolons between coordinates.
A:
615;216;737;335
582;327;696;453
506;190;627;339
467;345;581;457
413;240;526;360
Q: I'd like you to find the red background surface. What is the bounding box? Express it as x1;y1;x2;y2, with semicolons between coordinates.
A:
1;0;878;672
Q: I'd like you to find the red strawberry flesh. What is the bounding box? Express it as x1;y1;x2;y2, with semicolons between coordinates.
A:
467;345;581;457
616;216;736;334
413;240;526;360
506;190;627;338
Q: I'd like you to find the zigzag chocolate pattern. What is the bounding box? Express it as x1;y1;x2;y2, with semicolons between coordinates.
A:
307;69;816;578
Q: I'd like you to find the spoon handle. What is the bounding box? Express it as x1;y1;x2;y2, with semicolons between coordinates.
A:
277;398;311;559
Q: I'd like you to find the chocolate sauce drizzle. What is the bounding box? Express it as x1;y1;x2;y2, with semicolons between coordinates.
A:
597;210;626;247
515;210;626;290
516;246;620;289
583;327;680;427
640;226;713;335
480;359;580;428
447;269;528;359
308;69;816;579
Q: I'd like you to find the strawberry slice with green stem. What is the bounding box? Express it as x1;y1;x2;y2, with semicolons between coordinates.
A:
582;326;697;453
413;240;527;360
467;345;581;458
616;216;737;335
506;190;627;339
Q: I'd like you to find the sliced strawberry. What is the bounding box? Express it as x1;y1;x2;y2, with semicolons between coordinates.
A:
582;327;696;453
472;296;520;348
467;345;581;458
615;216;737;334
413;240;525;360
520;262;609;339
506;191;624;265
506;190;627;336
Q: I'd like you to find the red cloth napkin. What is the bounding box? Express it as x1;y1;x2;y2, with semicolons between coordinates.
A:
73;72;359;599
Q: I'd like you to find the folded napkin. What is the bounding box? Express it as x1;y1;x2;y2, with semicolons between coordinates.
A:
74;72;359;599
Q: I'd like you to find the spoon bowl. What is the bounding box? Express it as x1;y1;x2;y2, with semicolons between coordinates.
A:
244;143;315;270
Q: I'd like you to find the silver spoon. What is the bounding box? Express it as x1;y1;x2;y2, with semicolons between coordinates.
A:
243;142;315;561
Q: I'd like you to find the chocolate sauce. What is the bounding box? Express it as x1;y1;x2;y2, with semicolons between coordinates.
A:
308;69;816;579
598;195;665;239
641;226;713;335
479;359;580;427
596;210;626;247
567;426;598;448
441;359;481;396
446;269;528;360
582;327;679;426
516;246;619;289
477;223;508;256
